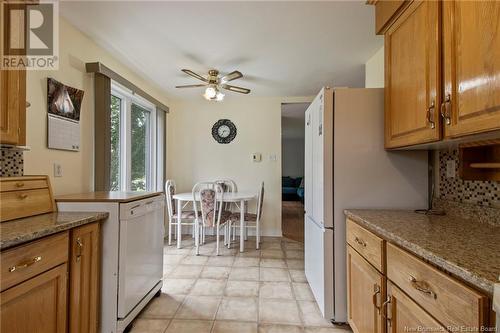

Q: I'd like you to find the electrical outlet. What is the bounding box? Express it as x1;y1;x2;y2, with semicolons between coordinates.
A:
446;160;455;178
54;163;63;177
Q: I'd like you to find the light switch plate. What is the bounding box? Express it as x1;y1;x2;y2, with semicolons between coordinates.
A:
446;160;455;178
54;163;63;177
269;154;277;162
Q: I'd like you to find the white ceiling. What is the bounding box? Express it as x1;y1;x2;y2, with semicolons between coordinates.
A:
60;1;382;100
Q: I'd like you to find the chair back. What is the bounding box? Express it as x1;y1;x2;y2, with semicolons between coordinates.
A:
192;182;224;227
214;179;237;210
165;179;176;218
256;182;265;220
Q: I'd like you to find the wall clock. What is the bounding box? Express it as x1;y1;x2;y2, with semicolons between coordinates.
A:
212;119;237;144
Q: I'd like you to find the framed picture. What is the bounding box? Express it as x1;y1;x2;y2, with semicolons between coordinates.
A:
47;78;84;121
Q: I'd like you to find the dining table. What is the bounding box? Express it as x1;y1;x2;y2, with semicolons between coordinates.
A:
172;191;257;253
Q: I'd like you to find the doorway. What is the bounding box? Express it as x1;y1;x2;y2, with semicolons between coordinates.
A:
281;102;309;242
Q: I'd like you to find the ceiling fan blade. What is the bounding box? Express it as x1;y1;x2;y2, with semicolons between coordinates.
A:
221;84;251;94
220;70;243;83
175;84;207;88
181;69;208;82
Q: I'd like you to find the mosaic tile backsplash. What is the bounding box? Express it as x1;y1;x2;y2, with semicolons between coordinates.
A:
439;149;500;207
0;149;24;177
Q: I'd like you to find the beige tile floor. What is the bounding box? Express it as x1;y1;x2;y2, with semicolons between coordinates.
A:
132;236;352;333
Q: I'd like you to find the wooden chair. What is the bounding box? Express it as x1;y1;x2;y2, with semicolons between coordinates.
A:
228;182;264;250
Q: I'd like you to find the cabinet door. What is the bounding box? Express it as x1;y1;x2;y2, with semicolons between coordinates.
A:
0;69;26;145
1;264;68;333
347;246;385;333
70;222;100;333
386;282;445;333
384;0;441;148
442;0;500;138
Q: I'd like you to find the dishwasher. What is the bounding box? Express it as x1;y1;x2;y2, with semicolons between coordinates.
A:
118;197;164;319
56;192;165;333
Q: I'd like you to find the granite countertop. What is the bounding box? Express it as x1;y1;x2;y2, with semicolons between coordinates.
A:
344;209;500;297
0;211;108;250
55;191;163;203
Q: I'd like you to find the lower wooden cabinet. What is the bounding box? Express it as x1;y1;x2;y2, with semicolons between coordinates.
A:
0;222;101;333
70;222;100;333
386;282;446;332
347;246;385;333
346;219;493;331
1;264;68;333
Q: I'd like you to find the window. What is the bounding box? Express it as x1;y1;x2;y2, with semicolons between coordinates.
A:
110;83;158;191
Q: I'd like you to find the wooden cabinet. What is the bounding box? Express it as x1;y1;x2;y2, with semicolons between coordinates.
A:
0;69;26;145
70;222;100;333
384;0;441;148
442;1;500;138
1;264;68;333
0;176;56;222
377;0;500;148
347;219;492;331
347;246;385;333
386;282;446;332
387;243;489;329
0;1;27;146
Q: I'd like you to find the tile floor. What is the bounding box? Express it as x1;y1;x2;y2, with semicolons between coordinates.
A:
132;236;351;333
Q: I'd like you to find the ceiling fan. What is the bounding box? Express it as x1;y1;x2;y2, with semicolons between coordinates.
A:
175;69;251;101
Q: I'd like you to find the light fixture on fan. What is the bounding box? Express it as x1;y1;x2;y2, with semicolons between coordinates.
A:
176;69;250;102
203;84;225;101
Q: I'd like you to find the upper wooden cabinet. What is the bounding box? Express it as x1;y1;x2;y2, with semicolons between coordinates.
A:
442;1;500;138
0;69;26;145
375;0;500;148
0;1;27;146
384;0;441;148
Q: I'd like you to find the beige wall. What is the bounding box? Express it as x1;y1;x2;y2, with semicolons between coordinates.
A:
365;46;384;88
24;18;170;195
167;96;311;236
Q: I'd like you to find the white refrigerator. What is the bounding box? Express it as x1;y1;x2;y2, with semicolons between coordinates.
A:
303;87;428;323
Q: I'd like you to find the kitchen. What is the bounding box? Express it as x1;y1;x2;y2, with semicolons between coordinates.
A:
0;1;499;333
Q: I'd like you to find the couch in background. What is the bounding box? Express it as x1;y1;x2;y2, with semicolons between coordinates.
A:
282;176;304;201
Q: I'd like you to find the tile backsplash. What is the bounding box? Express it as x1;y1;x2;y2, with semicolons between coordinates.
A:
0;149;24;177
438;149;500;207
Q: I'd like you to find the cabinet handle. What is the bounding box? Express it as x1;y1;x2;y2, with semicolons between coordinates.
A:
75;238;83;262
372;284;381;314
409;275;437;299
15;182;25;188
426;100;436;129
440;94;451;125
382;296;392;326
354;236;366;247
8;256;42;272
17;193;28;200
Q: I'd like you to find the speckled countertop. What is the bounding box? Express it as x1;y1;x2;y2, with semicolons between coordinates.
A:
0;212;108;250
344;209;500;297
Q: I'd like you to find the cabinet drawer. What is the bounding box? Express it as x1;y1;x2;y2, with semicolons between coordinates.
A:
0;188;53;221
0;178;48;192
346;219;385;272
0;232;69;292
387;243;489;329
